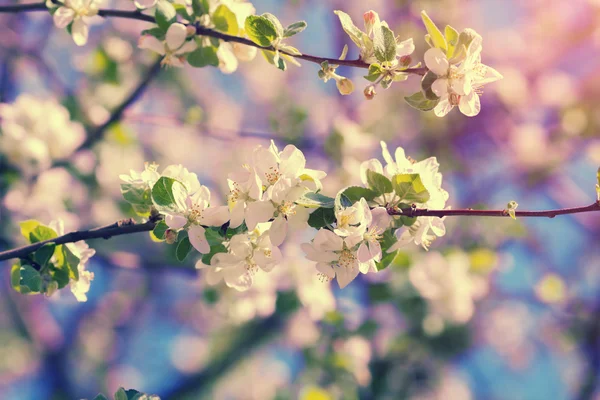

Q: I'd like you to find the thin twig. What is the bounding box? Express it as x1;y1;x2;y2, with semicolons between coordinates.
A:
1;202;599;262
389;202;600;218
0;218;159;262
0;3;428;75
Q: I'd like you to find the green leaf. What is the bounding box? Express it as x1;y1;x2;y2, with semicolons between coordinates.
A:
115;388;128;400
187;45;219;67
121;184;152;205
391;174;430;203
34;243;56;268
262;13;284;38
29;225;58;244
245;15;278;46
10;263;22;293
421;71;440;101
155;1;177;32
283;21;307;38
445;25;459;58
152;220;169;241
373;25;397;63
51;265;70;289
421;11;447;51
176;236;193;261
366;170;393;195
404;91;440;111
192;0;210;17
92;395;109;400
260;49;286;70
333;10;364;48
152;177;184;209
204;228;224;246
19;264;42;293
364;63;382;82
55;245;81;280
173;3;192;20
336;187;378;210
19;220;42;242
307;207;336;229
400;215;417;226
296;192;335;208
201;243;227;265
212;4;238;35
141;27;166;39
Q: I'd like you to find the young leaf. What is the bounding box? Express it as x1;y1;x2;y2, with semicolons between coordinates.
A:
19;220;42;242
121;184;152;205
245;15;278;46
155;1;177;32
29;225;58;244
262;13;284;38
391;173;430;203
283;21;307;38
445;25;459;58
173;3;192;21
192;0;210;17
404;91;440;111
152;177;185;208
364;63;383;82
420;11;447;52
421;71;440;101
212;4;238;35
366;170;393;195
141;27;166;40
176;236;193;261
373;25;397;63
296;192;335;208
55;244;81;280
34;243;56;268
152;220;169;241
333;10;364;48
201;243;227;265
187;45;219;68
10;263;22;293
307;207;336;229
338;186;378;205
19;264;42;293
376;250;397;271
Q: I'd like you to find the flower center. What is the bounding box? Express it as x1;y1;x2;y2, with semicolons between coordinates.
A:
317;273;332;283
364;226;383;243
338;248;356;269
265;166;281;185
278;201;296;217
245;258;259;275
188;204;203;223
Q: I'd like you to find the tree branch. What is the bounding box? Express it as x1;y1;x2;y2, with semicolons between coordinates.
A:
0;3;428;75
1;202;598;263
388;202;600;218
0;218;159;262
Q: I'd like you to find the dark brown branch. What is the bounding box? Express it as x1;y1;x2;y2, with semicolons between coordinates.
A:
0;3;428;75
388;202;600;218
0;218;159;262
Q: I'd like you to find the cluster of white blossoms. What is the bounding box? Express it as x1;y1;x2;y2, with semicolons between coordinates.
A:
46;0;102;46
49;220;96;302
41;1;504;115
361;142;449;250
423;28;503;117
410;251;489;326
0;94;86;175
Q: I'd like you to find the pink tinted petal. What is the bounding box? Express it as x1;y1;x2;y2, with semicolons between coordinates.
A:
165;213;187;229
166;23;187;50
201;206;230;226
458;91;481;117
245;201;275;230
424;48;449;76
188;225;210;253
269;216;287;247
53;7;75;28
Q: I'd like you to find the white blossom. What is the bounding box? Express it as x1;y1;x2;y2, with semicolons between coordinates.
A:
138;23;198;67
0;94;85;175
361;142;449;251
424;29;503;117
48;0;102;46
197;223;282;291
49;220;96;302
301;228;364;288
409;252;487;324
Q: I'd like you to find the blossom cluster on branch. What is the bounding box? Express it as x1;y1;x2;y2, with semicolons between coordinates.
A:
39;0;503;115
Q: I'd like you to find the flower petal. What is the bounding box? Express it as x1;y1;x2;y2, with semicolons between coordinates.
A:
458;91;481;117
201;205;230;226
71;18;89;46
433;95;454;117
245;201;275;230
269;215;287;247
138;35;165;55
166;23;187;50
188;225;210;253
424;48;449;76
165;213;187;229
53;7;75;28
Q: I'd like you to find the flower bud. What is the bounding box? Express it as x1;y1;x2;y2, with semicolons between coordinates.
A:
364;85;376;100
363;11;378;36
336;78;355;95
165;229;178;244
44;281;59;297
186;25;197;37
399;55;412;67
